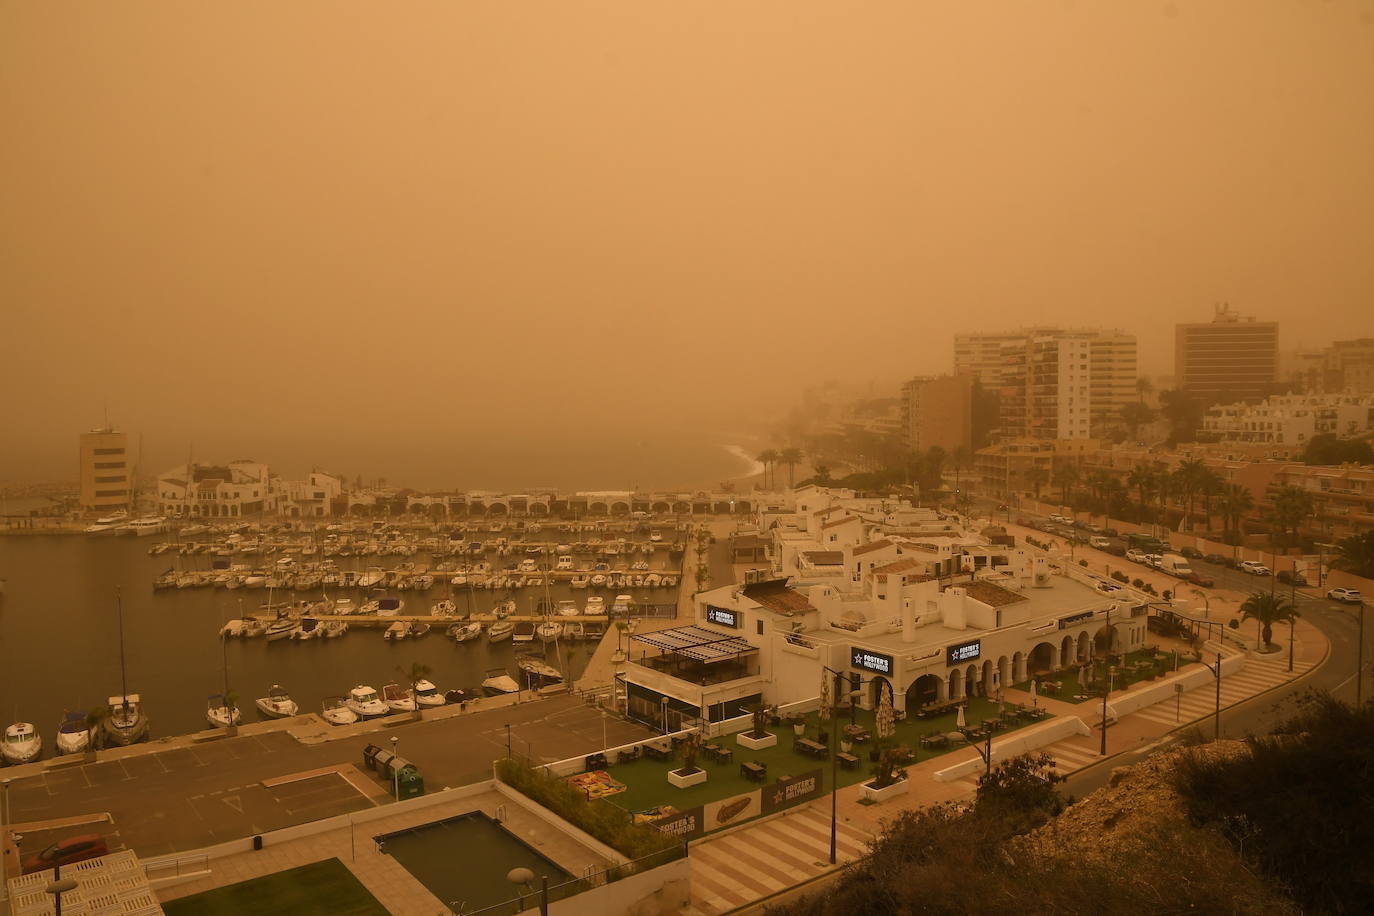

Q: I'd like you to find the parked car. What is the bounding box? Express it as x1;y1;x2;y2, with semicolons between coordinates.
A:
1240;560;1272;576
1145;553;1165;569
1126;548;1148;563
1179;546;1203;559
1276;569;1308;586
1186;571;1216;588
1102;528;1120;538
1103;543;1127;557
23;834;109;874
1203;553;1228;565
1089;536;1112;549
1327;587;1363;604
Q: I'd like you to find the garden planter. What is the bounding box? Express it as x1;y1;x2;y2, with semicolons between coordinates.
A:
668;767;708;789
737;731;777;750
793;723;806;736
860;778;910;803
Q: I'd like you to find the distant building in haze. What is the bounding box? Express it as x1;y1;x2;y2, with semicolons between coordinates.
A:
156;460;275;518
900;374;972;453
78;427;132;513
1174;304;1278;401
954;327;1136;440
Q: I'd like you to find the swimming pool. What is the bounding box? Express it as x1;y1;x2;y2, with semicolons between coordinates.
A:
375;811;575;913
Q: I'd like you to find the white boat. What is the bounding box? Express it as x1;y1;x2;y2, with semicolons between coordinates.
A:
102;694;149;747
358;567;385;588
413;679;446;708
83;511;129;535
535;620;563;642
516;654;563;687
382;683;416;713
290;618;322;640
2;722;42;765
590;574;607;588
408;621;431;638
563;620;585;640
493;600;516;619
449;574;468;587
584;596;605;616
432;599;457;616
322;695;358;726
481;669;521;696
411;575;435;591
322;619;349;638
345;685;388;718
365;597;405;617
570;574;590;589
448;621;483;642
383;621;409;641
661;575;678;587
644;573;661;587
513;621;536;643
556;599;581;617
487;620;514;643
611;594;633;616
255;685;299;718
332;597;357;615
55;713;92;756
265;617;297;641
206;694;241;729
125;516;168;537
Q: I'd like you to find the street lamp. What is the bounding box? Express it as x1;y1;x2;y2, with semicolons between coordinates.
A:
1200;651;1223;741
46;862;78;916
390;736;399;799
1;777;10;913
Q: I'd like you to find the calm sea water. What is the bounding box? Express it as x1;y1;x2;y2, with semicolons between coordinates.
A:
0;535;676;745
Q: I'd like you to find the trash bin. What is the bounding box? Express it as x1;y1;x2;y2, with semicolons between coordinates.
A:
362;743;384;772
372;748;397;776
381;756;425;799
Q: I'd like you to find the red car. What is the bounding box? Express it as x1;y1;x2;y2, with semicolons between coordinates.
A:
22;834;109;874
1186;571;1216;588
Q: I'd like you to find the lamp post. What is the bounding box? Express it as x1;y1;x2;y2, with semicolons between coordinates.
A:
1;777;10;915
819;665;862;866
46;863;78;916
1200;651;1223;740
1359;600;1367;708
390;736;399;799
1099;605;1111;756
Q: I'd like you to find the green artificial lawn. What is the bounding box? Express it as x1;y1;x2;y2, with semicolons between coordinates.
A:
1017;648;1178;704
598;698;1040;816
163;858;387;916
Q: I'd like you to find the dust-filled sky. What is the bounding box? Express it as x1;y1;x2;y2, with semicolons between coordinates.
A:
3;1;1373;486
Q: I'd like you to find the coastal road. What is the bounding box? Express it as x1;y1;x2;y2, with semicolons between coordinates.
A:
2;694;654;860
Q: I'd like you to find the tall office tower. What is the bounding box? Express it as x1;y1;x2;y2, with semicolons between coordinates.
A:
79;427;131;512
1174;305;1278;401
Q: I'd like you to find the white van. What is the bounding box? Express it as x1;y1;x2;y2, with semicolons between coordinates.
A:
1159;554;1193;578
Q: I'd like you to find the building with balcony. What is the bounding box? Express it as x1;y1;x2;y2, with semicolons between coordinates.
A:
78;427;132;514
900;374;973;453
1201;393;1374;447
156;460;275;518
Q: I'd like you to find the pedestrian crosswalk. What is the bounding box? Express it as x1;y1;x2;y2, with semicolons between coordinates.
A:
676;806;873;916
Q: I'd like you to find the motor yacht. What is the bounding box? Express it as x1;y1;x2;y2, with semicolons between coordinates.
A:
1;722;42;765
264;617;298;641
383;621;409;641
206;694;242;729
345;685;388;718
512;621;536;643
255;685;299;718
556;600;580;617
431;599;457;616
516;655;563;687
448;621;483;642
487;620;514;643
535;620;563;642
481;669;521;696
55;713;93;756
382;683;416;714
584;596;605;616
413;679;446;708
322;620;349;638
101;694;149;746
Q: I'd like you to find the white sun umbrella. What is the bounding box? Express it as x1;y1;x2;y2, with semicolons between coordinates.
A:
876;686;896;740
955;703;966;730
1029;679;1038;707
819;670;832;722
1079;663;1089;687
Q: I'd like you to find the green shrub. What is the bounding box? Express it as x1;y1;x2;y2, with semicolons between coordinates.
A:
1078;559;1089;567
1228;619;1239;629
495;758;679;861
1111;570;1130;583
1132;578;1145;588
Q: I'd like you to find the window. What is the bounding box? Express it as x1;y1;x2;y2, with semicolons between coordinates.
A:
94;489;127;497
756;619;764;635
93;461;124;469
92;448;124;455
94;475;124;483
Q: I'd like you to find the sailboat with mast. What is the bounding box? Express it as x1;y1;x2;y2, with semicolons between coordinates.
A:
102;587;150;747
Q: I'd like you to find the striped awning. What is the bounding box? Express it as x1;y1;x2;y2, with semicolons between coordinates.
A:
631;625;757;662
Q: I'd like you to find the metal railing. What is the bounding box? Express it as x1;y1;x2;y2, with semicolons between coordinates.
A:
143;852;210;882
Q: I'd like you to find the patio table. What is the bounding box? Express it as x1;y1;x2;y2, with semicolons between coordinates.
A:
740;761;767;782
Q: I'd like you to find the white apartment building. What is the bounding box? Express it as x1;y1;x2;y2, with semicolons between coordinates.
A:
156;460;275;518
1201;393;1374;446
954;328;1137;441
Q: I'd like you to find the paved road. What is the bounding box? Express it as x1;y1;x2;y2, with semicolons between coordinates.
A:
2;694;653;860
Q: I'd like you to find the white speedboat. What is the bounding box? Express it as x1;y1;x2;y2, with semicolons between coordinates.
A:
432;599;457;616
358;568;385;588
2;722;42;765
556;600;580;617
611;594;633;616
383;621;408;641
481;669;521;696
413;679;446;708
448;621;482;642
206;694;241;729
55;713;93;756
102;694;149;747
661;575;678;588
290;618;322;640
535;620;563;642
408;621;431;638
332;597;357;615
487;620;514;643
83;511;129;535
367;597;405;617
345;685;388;718
322;695;358;726
563;621;585;640
256;685;299;718
584;596;605;616
493;600;516;620
322;619;349;638
570;574;590;589
382;683;416;714
125;516;167;537
644;573;661;588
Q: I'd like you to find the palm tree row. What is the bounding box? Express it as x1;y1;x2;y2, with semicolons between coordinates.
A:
754;447;806;490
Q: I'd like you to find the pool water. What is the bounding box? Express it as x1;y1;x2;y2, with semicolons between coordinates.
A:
376;812;574;912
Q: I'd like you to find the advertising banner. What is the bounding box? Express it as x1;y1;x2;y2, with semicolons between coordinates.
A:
761;769;824;816
654;805;705;840
703;789;761;831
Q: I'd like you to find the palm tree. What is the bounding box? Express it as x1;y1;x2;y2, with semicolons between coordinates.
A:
1025;465;1050;502
1101;477;1127;522
1217;483;1255;543
756;449;780;489
1239;592;1297;650
1051;463;1079;509
813;464;833;485
1135;377;1154;402
778;447;804;489
399;661;432;722
1268;486;1315;548
1197;468;1224;532
1156;469;1174;530
1127;463;1157;523
1120;402;1154;439
1173;459;1208;531
1331;531;1374;579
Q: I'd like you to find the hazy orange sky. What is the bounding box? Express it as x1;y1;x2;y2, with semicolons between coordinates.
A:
3;1;1372;483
